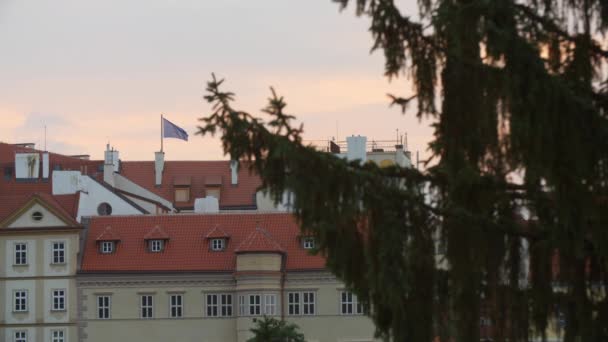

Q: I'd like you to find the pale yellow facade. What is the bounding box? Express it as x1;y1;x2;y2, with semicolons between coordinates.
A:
0;200;81;342
77;254;378;342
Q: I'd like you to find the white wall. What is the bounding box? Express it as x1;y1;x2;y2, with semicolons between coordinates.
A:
4;279;36;324
113;173;174;211
4;239;37;278
52;171;84;195
43;279;71;323
8;203;67;228
77;176;143;221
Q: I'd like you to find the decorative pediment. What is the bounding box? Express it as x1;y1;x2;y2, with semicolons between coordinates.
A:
0;193;79;228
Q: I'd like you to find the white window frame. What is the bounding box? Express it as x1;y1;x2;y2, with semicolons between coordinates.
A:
52;289;66;311
287;291;316;316
288;292;300;315
100;241;114;254
14;242;27;265
302;292;315;315
221;294;233;317
150;240;164;253
211;238;225;251
206;294;219;317
169;294;183;318
302;237;315;249
51;329;65;342
249;294;261;316
52;241;66;264
97;295;111;319
264;294;277;315
14;290;28;312
140;295;154;319
14;330;27;342
340;291;365;315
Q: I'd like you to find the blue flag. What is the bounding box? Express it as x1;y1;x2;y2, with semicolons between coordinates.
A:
162;117;189;141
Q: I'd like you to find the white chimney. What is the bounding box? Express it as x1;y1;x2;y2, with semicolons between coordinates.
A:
230;160;238;185
111;150;120;172
194;197;219;213
103;144;115;187
42;152;50;179
346;135;367;163
155;151;165;186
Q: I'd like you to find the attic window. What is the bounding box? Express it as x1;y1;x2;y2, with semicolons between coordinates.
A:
31;211;44;221
175;188;190;202
302;237;315;250
149;240;164;253
100;241;115;254
97;203;112;216
210;238;226;251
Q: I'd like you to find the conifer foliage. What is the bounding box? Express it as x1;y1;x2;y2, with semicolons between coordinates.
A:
198;1;608;341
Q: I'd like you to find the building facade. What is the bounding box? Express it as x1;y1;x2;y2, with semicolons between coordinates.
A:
0;194;82;342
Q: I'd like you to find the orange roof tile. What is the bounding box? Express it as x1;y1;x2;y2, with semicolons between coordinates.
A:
80;213;326;272
235;227;284;254
96;226;121;241
144;225;170;240
205;225;230;239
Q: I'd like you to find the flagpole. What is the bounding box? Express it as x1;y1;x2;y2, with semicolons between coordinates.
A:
161;113;164;153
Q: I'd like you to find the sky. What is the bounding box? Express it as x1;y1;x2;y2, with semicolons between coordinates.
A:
0;0;433;163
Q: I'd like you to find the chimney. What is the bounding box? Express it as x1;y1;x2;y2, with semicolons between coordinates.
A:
346;135;367;163
42;152;50;179
111;149;120;172
395;144;411;168
103;144;115;187
230;160;238;185
155;151;165;186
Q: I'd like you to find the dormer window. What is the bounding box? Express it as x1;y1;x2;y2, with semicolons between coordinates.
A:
302;237;315;250
173;176;192;203
149;239;164;253
100;241;114;254
211;238;226;251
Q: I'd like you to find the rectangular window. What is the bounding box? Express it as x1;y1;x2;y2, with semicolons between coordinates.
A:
14;331;27;342
211;238;225;251
340;291;364;315
14;290;27;312
52;242;66;264
150;240;163;253
249;294;261;316
97;296;110;319
221;294;233;317
175;188;190;202
264;294;276;315
288;292;300;315
303;292;315;315
141;295;153;319
169;294;183;318
52;289;66;311
51;330;65;342
14;243;27;265
207;293;232;317
287;291;315;315
100;241;114;254
206;294;218;317
239;295;246;316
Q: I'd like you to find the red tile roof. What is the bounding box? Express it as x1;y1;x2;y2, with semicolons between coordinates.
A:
80;213;326;272
0;192;80;225
144;225;170;240
119;161;261;209
96;226;121;241
235;227;285;254
205;225;230;239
